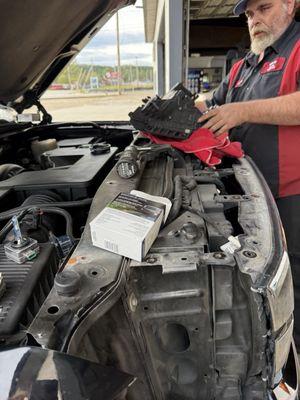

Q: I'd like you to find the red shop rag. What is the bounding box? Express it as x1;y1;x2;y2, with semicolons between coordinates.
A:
142;127;244;167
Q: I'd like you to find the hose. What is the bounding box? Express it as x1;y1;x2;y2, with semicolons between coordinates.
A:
0;207;75;242
21;192;62;206
167;175;197;223
167;176;183;223
38;207;74;239
167;174;227;226
162;156;174;199
0;198;92;221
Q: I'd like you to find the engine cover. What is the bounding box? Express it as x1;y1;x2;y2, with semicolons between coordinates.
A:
0;144;118;201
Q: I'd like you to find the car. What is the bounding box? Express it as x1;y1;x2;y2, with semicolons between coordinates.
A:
0;1;298;399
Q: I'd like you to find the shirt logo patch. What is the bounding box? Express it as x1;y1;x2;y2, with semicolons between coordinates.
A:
260;57;286;74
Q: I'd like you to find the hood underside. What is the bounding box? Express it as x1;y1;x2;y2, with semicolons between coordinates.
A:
0;0;134;110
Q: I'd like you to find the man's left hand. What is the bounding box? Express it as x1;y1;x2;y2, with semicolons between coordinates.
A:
198;103;248;136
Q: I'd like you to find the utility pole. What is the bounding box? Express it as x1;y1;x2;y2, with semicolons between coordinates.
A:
129;64;134;92
67;65;72;89
79;69;87;90
116;12;121;95
76;68;83;90
83;65;93;90
136;57;139;89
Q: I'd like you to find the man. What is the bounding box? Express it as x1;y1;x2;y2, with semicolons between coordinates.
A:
197;0;300;350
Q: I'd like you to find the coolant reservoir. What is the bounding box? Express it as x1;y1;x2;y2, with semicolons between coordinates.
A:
31;139;57;162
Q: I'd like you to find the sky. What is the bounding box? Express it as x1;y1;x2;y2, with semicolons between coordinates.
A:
76;1;153;66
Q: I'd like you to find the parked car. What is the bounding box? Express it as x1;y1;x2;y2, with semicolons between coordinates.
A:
0;1;298;399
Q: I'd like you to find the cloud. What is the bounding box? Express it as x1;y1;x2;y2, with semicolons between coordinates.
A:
76;2;152;66
83;31;146;48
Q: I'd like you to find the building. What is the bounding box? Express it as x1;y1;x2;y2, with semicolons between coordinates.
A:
143;0;251;95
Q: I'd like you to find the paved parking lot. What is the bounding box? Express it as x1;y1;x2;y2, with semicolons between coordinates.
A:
41;90;154;122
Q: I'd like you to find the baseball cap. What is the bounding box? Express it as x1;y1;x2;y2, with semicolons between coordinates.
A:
234;0;248;15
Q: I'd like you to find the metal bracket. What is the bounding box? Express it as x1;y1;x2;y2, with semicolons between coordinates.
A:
130;251;235;274
215;194;252;203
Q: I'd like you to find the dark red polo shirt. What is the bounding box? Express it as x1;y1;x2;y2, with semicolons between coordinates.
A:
208;20;300;198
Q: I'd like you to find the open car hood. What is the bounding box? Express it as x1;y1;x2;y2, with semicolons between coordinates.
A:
0;0;134;112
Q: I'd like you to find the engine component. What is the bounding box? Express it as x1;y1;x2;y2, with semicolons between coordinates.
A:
4;216;39;263
90;142;111;155
4;236;39;264
0;145;118;201
27;152;298;399
129;83;202;140
0;164;24;181
2;193;63;245
50;233;74;258
31;138;57;162
0;243;58;340
20;192;63;242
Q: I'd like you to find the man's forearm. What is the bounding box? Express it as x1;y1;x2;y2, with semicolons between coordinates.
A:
198;91;300;135
243;92;300;125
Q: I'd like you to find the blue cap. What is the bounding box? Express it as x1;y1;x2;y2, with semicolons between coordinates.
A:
234;0;248;15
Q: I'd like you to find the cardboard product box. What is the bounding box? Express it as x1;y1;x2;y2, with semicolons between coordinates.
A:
90;192;170;261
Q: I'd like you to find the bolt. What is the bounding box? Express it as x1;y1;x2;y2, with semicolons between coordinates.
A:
213;252;226;259
146;257;157;264
243;250;257;258
128;293;138;312
238;169;249;175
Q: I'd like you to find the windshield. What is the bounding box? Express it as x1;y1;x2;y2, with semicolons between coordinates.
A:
41;1;153;122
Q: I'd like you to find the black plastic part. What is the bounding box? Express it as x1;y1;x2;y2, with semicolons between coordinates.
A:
18;192;63;242
55;270;81;297
0;146;118;201
0;243;58;337
90;142;111;155
129;83;202;140
53;235;75;258
0;347;135;400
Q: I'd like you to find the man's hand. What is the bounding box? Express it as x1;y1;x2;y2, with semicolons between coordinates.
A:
198;92;300;136
198;103;249;136
195;100;208;114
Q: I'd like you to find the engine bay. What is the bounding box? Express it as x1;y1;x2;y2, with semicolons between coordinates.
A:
0;121;296;399
0;123;132;340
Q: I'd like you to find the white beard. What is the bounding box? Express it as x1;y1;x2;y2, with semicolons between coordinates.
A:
250;33;276;55
249;3;290;55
